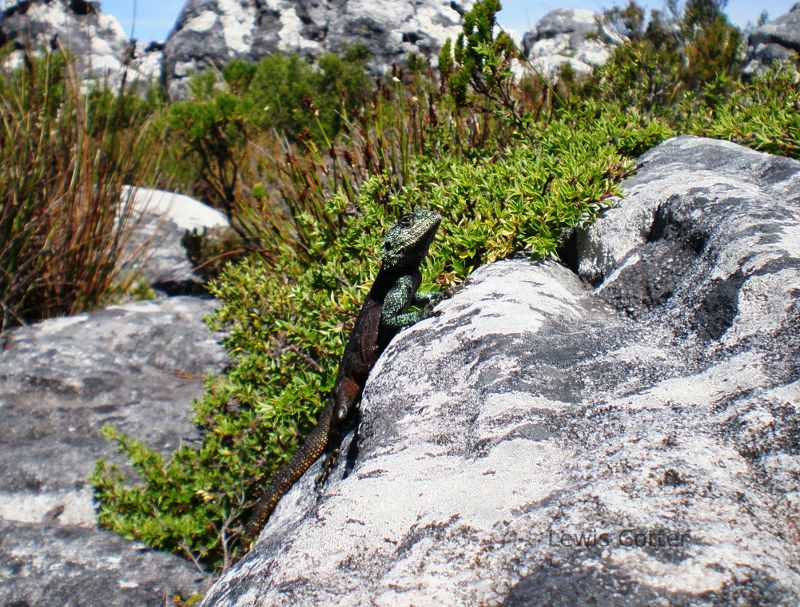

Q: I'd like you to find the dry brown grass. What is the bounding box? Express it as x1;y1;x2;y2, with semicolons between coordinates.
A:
0;50;157;331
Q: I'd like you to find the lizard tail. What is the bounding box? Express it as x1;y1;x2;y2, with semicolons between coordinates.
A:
236;402;335;558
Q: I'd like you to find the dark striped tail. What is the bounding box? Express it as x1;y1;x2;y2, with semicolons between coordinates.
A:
235;402;335;559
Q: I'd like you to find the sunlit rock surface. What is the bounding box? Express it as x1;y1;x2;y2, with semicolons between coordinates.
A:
0;296;228;605
521;8;623;81
745;3;800;75
0;0;162;88
120;186;230;295
162;0;475;97
204;137;800;606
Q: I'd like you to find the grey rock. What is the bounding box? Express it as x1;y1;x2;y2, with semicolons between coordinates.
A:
121;186;230;295
130;40;165;84
0;521;206;607
521;8;623;80
162;0;475;98
0;0;161;90
0;296;229;605
203;136;800;606
745;3;800;75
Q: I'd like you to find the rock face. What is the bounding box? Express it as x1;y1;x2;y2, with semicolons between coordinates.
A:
3;0;478;97
121;186;231;295
202;136;800;606
522;8;623;80
745;3;800;75
0;185;235;604
162;0;474;97
0;0;161;88
0;295;229;602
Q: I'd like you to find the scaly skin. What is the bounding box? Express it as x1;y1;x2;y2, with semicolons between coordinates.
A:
236;210;441;559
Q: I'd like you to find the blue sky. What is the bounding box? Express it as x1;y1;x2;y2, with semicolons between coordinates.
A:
105;0;797;44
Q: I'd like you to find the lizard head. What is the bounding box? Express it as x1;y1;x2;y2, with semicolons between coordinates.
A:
381;210;441;271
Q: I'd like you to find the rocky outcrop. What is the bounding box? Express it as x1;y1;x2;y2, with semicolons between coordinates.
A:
3;0;474;97
202;136;800;606
0;187;233;604
0;0;161;89
521;8;623;80
745;3;800;75
121;186;230;295
0;295;229;605
162;0;475;98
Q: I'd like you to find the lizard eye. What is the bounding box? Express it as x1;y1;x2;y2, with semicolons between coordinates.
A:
399;214;414;227
383;241;392;250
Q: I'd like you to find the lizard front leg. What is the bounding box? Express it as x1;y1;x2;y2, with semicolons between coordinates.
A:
413;290;441;319
317;376;361;487
381;275;427;329
413;291;438;306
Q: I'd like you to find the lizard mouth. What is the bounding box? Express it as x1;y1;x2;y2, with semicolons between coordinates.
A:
421;210;441;236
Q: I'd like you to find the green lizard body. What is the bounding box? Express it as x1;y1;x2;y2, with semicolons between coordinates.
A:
237;210;441;559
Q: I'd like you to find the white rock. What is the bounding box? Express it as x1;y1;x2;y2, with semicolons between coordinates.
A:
0;0;164;92
120;186;231;294
744;3;800;76
521;8;623;82
163;0;476;98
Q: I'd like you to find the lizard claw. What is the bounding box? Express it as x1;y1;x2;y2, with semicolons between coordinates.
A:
420;305;442;320
334;403;348;421
434;286;457;304
315;450;340;488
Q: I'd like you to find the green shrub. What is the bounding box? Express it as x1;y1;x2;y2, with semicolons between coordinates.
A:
677;62;800;158
680;3;741;89
160;49;371;216
84;84;163;136
238;47;370;140
165;91;251;222
585;0;742;114
439;0;522;125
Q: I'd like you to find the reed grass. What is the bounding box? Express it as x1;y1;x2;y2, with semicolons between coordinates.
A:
0;50;156;331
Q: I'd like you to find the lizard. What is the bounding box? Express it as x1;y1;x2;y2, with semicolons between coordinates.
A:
236;209;441;559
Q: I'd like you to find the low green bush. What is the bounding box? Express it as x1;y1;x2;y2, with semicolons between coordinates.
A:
583;0;742;114
677;65;800;158
159;49;371;216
